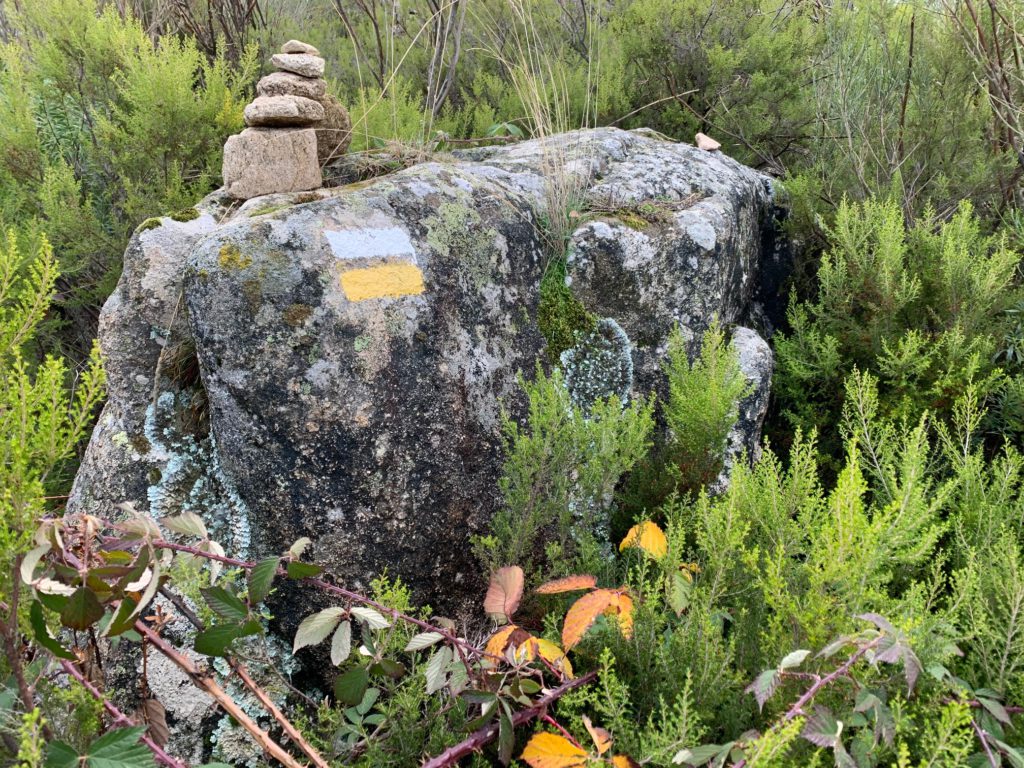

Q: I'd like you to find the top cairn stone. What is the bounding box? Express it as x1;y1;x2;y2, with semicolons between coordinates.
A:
271;52;325;79
281;39;320;56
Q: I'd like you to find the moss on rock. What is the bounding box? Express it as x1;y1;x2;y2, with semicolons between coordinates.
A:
170;207;200;222
538;256;598;362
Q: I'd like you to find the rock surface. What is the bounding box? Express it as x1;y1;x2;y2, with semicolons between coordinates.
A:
71;128;782;626
243;95;325;126
222;127;321;200
315;93;352;164
270;52;325;78
256;71;327;100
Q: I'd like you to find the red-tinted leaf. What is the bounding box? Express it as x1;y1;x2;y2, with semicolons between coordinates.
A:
484;566;524;624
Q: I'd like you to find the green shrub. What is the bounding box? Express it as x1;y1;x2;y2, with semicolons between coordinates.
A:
774;196;1021;465
477;367;654;580
618;323;751;522
0;0;253;360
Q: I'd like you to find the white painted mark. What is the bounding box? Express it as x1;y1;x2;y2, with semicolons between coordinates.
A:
324;226;418;264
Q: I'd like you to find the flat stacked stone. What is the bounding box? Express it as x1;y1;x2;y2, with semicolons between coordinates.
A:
256;72;326;100
225;39;353;200
244;95;324;127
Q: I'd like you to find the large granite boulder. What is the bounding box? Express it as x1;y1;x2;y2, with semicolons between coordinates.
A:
69;128;782;622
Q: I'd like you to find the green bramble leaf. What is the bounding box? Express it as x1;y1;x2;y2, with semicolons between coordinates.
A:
744;669;780;711
194;621;260;657
334;667;369;706
350;606;390;630
201;587;248;623
293;607;345;653
44;741;78;768
30;601;75;660
161;512;208;539
288;537;312;558
83;725;154;768
673;744;726;765
46;726;156;768
425;646;452;694
61;587;104;630
286;561;323;579
497;701;514;765
331;620;352;665
247;557;279;604
404;631;444;652
779;649;810;670
802;706;842;748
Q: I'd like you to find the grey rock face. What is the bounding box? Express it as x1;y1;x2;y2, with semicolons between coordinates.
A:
243;95;325;127
222;127;321;200
270;52;325;78
256;71;327;101
71;128;782;625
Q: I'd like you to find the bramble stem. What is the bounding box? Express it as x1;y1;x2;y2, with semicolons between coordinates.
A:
156;584;328;768
58;657;187;768
420;671;597;768
781;639;880;723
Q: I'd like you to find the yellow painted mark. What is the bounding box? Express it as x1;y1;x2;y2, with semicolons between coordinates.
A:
340;262;425;301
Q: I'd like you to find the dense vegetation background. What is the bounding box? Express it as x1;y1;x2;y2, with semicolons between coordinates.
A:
5;0;1024;766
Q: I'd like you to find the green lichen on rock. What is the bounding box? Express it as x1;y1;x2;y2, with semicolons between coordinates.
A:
425;200;498;290
538;256;597;362
560;317;634;410
170;207;200;222
218;243;252;271
137;217;162;232
247;202;291;218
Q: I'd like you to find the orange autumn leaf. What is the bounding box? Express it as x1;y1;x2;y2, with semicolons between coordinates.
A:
520;732;589;768
485;624;520;657
562;589;618;650
536;574;598;594
582;715;612;755
517;637;574;679
619;521;668;559
612;592;634;639
483;565;524;624
611;755;639;767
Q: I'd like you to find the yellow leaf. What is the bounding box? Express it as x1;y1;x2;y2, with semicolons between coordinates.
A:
520;732;588;768
484;566;524;624
517;637;574;679
562;589;618;650
611;755;639;767
582;715;611;755
536;575;598;594
619;521;668;559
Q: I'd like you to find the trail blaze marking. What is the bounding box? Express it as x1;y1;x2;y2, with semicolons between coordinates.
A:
324;226;417;262
340;263;425;301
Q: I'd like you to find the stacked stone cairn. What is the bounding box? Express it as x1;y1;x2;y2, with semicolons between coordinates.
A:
222;40;352;200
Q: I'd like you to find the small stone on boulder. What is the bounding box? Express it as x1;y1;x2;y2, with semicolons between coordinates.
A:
271;52;325;78
281;39;320;55
695;132;721;151
315;94;352;164
222;127;321;200
257;71;326;100
244;95;325;127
